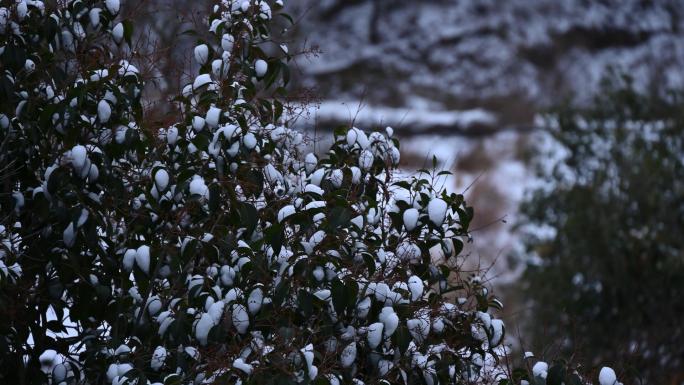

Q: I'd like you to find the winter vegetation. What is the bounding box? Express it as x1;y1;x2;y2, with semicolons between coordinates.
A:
0;1;634;385
517;75;684;385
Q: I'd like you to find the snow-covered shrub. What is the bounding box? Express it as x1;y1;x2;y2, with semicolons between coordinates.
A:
0;1;621;385
517;75;684;384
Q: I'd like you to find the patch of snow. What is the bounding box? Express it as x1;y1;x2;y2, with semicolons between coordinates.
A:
340;342;356;367
255;59;268;77
277;205;296;223
599;367;617;385
532;361;548;379
221;34;234;52
71;145;87;170
308;101;497;133
407;275;424;301
367;322;384;349
231;303;249;334
154;169;169;191
379;307;399;337
112;23;124;44
189;175;209;197
403;208;419;231
427;198;447;226
150;346;166;370
233;358;253;374
195;313;214;345
205;106;221;127
194;44;209;65
135;245;150;274
358;149;374;170
105;0;120;14
194;74;213;90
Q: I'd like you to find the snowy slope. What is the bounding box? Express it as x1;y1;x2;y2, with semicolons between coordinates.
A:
288;0;684;132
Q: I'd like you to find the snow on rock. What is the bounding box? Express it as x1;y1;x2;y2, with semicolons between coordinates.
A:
427;198;447;226
194;44;209;65
599;367;617;385
403;208;419;231
255;59;268;77
135;245;151;274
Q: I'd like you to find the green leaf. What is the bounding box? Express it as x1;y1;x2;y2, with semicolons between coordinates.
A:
268;223;284;255
565;373;583;385
330;279;346;316
237;202;258;238
547;364;566;385
208;183;220;212
122;20;134;46
395;324;411;354
328;206;351;229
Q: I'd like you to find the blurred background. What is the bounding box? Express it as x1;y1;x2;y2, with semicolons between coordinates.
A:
125;1;684;383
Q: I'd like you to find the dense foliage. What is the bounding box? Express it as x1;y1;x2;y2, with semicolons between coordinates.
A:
518;76;684;384
0;1;623;385
0;1;512;384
